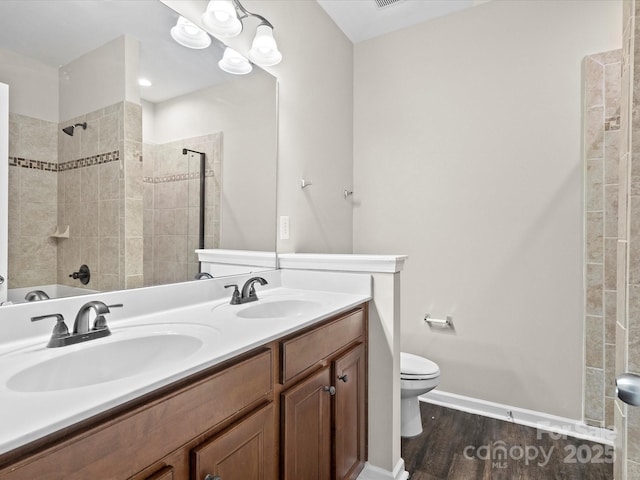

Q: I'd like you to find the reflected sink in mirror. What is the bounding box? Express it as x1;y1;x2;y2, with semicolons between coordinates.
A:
237;299;322;319
6;324;219;392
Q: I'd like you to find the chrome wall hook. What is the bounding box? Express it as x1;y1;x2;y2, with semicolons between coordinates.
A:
344;189;353;199
301;178;313;189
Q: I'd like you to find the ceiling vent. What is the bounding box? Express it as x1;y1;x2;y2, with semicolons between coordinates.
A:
374;0;404;9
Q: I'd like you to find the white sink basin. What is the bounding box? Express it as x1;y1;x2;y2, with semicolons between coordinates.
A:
237;299;322;319
6;324;218;393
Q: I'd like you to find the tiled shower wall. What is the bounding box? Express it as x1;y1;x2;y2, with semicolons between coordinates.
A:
57;102;124;292
143;133;221;286
7;114;58;288
583;50;621;429
7;101;142;293
615;1;640;477
122;102;144;290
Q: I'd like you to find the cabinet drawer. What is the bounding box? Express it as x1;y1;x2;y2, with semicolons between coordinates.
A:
2;349;273;480
281;308;364;384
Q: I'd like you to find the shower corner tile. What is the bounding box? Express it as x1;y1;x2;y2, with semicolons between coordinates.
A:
586;263;604;316
586;106;605;159
605;130;621;185
584;367;604;421
584;56;604;108
627;407;640;463
585;315;604;368
605;396;615;430
605;290;618;344
587;159;605;212
605;184;619;237
617;321;629;376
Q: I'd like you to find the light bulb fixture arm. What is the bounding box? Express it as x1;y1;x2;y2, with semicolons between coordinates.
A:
231;0;274;29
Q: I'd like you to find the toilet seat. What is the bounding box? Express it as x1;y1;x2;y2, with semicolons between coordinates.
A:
401;352;440;380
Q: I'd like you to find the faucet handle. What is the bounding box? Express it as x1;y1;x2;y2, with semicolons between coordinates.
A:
93;304;123;330
31;314;70;345
224;284;241;305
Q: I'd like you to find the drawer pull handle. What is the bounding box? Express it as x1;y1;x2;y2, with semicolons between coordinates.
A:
338;374;348;383
204;475;221;480
324;385;336;396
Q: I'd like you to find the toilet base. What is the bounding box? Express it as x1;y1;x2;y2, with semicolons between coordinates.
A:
401;396;423;438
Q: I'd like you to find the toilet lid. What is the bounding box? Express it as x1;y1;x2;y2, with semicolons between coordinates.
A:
401;352;440;379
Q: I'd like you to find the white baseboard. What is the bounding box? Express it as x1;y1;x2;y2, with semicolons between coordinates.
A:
356;459;409;480
421;390;616;446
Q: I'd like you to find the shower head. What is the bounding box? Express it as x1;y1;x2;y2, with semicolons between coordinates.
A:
62;122;87;136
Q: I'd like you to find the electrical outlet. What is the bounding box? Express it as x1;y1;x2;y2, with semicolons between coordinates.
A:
279;216;290;240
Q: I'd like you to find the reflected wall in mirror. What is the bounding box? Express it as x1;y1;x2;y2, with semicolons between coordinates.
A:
0;0;277;303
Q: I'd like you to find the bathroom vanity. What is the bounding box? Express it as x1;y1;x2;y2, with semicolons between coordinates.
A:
0;271;370;480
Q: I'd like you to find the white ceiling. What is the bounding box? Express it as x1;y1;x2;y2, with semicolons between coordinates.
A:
316;0;490;43
0;0;491;103
0;0;232;103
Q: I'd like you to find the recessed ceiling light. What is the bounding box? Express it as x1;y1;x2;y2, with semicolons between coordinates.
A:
138;78;152;87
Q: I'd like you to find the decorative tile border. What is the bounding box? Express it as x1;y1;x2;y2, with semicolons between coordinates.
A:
8;150;120;172
605;116;620;131
9;157;57;171
143;170;216;184
58;151;120;171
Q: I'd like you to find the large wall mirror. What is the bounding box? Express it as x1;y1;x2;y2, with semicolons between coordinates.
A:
0;0;277;304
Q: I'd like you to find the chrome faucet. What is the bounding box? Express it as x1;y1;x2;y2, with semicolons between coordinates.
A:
25;290;50;302
195;272;214;280
224;277;268;305
73;301;121;334
31;301;123;348
241;277;268;301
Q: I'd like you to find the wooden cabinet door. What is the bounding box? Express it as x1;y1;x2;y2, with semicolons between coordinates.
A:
191;403;276;480
143;466;174;480
281;367;332;480
333;344;366;480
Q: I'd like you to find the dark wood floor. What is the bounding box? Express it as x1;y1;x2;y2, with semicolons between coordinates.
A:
401;402;613;480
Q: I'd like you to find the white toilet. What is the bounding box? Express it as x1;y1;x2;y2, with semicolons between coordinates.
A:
400;352;440;438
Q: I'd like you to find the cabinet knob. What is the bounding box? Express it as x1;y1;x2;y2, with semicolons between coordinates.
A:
0;275;4;285
324;385;336;396
204;475;221;480
338;374;349;383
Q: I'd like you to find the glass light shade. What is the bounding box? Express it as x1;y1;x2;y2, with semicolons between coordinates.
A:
170;16;211;49
218;47;252;75
248;25;282;67
201;0;242;38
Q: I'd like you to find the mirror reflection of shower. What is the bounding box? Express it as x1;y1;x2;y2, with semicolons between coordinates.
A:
62;122;87;136
142;133;221;288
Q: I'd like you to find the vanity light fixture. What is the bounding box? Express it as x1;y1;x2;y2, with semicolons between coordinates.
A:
201;0;282;67
218;47;252;75
170;16;212;49
249;24;282;66
201;0;242;37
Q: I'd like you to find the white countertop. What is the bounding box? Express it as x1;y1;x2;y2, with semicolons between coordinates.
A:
0;270;371;456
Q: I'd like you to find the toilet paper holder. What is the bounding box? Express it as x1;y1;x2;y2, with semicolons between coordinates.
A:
424;314;453;328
